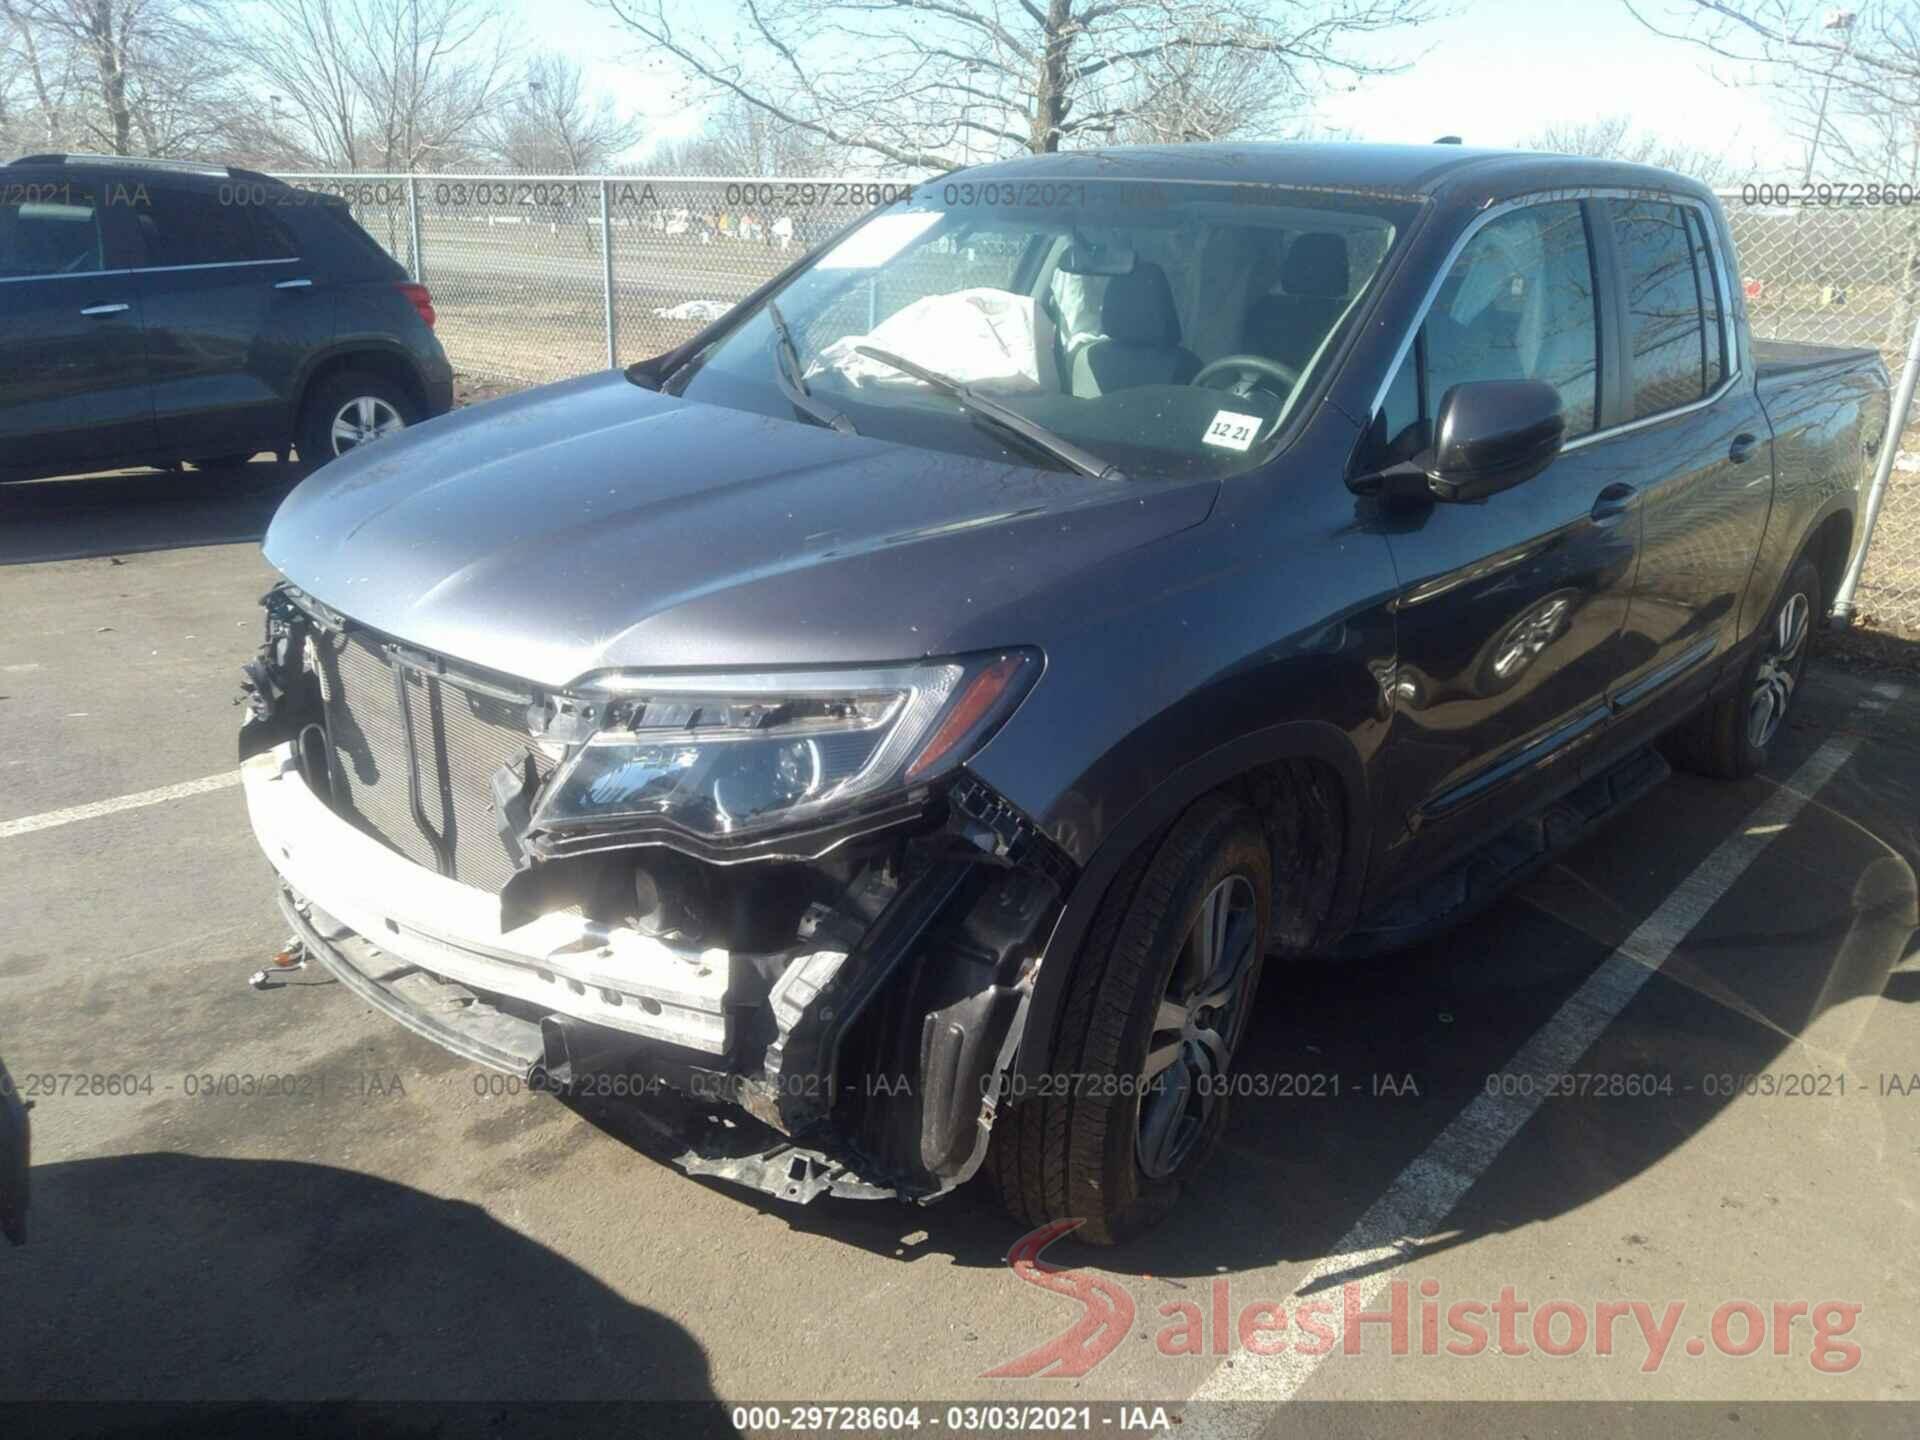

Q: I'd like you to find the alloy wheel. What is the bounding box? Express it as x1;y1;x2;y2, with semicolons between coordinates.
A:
1747;589;1810;749
329;396;405;456
1137;874;1260;1180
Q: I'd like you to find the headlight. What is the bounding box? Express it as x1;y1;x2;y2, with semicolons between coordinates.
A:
528;650;1038;844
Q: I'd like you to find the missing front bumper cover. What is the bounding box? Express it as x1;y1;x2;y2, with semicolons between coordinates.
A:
283;889;895;1205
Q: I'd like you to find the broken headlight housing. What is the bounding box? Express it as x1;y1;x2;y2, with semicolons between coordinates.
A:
528;651;1038;844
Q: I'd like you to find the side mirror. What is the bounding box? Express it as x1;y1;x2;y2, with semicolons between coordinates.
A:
1426;379;1567;502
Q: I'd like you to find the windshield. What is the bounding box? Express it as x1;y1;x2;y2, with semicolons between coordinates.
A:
665;180;1417;481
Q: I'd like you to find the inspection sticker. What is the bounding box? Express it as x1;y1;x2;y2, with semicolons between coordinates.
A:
1202;410;1263;451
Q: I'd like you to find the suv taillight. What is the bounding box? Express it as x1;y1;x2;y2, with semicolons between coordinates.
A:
396;282;436;328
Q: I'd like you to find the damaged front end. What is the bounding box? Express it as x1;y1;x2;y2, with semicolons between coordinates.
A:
239;584;1072;1205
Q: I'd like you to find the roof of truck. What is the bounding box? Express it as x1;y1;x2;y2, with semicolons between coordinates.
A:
950;142;1719;206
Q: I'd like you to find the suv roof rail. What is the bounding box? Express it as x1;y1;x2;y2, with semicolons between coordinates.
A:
226;165;292;187
4;152;231;177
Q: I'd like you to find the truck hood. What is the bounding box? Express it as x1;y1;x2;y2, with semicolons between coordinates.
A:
264;371;1218;689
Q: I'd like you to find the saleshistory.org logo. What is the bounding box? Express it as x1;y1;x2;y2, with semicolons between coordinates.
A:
982;1220;1139;1378
983;1222;1865;1378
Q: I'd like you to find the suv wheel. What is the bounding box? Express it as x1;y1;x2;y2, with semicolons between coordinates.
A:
299;372;417;465
989;795;1271;1244
1665;553;1819;780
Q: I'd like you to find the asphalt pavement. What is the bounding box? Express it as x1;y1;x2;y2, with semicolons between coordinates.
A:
2;457;1918;1433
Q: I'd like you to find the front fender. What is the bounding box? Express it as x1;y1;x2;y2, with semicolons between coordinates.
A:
1007;717;1373;1088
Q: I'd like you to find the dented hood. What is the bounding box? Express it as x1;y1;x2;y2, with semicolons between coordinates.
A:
263;371;1218;688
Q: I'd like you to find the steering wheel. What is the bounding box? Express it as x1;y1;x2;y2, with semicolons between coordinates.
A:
1193;354;1301;397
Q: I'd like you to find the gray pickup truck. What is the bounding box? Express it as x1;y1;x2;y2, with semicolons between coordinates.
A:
240;144;1889;1241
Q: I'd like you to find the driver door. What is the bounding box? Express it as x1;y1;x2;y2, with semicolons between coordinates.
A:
1365;197;1643;888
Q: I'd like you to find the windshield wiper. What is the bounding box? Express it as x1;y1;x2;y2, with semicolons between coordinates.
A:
851;345;1125;481
768;301;857;435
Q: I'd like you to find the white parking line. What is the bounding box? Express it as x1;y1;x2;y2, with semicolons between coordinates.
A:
0;771;240;840
1174;681;1903;1433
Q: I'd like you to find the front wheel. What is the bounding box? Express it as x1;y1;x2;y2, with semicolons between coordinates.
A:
989;795;1271;1244
297;372;417;467
1666;553;1819;779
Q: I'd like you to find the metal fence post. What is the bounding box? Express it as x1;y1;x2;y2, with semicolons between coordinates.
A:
600;179;618;369
406;177;425;284
1832;305;1920;626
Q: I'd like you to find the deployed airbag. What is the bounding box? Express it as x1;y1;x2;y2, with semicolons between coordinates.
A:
814;288;1043;394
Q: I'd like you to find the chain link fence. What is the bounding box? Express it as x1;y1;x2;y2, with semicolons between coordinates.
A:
278;173;1920;635
1718;189;1920;636
277;174;910;382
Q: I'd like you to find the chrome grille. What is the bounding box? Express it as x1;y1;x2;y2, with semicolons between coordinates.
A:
310;630;551;892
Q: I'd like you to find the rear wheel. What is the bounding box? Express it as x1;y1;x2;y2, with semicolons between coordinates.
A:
1666;553;1819;780
297;371;416;466
990;795;1271;1244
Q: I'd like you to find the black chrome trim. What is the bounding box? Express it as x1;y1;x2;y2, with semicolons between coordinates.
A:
1421;703;1610;819
1611;635;1719;711
1368;187;1742;446
389;657;455;877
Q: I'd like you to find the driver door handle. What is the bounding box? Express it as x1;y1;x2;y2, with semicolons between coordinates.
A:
1728;432;1760;464
1591;481;1637;523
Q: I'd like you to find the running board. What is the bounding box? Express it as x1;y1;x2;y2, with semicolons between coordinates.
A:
1337;746;1672;958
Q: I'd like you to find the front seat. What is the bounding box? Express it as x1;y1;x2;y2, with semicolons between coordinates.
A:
1071;262;1200;396
1242;233;1350;375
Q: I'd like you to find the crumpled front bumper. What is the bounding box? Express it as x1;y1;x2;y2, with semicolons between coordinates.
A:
241;743;732;1059
244;742;899;1202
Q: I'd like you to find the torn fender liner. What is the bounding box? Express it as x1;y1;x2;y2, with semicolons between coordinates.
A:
280;887;896;1205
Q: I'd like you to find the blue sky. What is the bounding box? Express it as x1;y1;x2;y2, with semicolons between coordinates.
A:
527;0;1794;174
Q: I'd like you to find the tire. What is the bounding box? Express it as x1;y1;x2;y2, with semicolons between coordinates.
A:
989;795;1272;1244
297;371;417;467
1665;553;1819;780
190;453;256;471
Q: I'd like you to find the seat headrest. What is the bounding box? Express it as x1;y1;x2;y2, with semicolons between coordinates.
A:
1282;233;1349;298
1100;261;1182;347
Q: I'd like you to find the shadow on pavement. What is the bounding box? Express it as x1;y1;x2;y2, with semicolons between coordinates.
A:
1;1151;724;1422
0;459;308;567
571;660;1920;1288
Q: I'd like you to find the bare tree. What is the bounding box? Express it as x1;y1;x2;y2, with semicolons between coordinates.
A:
5;0;207;154
1621;1;1920;181
1110;24;1317;144
480;53;641;171
1521;114;1747;185
601;0;1438;171
1622;2;1920;360
214;0;514;170
646;95;840;175
2;5;77;151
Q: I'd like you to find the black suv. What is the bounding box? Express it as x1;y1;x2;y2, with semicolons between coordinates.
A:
1;154;452;481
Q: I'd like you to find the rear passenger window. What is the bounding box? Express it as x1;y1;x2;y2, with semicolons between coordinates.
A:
250;207;300;260
1609;199;1712;418
134;186;256;267
0;187;103;278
